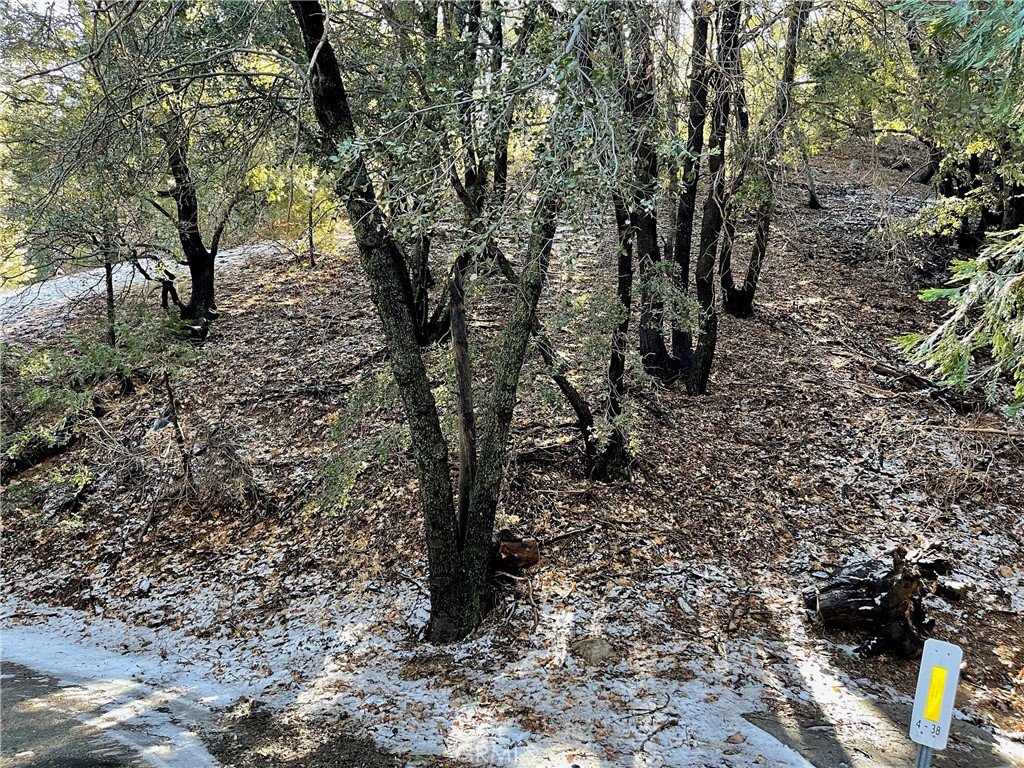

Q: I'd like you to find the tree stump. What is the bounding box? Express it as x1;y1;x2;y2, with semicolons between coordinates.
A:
490;529;540;576
802;547;934;658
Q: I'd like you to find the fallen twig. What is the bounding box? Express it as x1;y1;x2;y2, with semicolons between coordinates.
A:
905;424;1024;439
542;524;596;545
496;571;539;631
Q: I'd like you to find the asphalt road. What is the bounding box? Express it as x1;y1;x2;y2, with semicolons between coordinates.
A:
1;661;147;767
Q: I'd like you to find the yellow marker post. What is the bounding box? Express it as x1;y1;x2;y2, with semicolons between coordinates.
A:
910;639;963;764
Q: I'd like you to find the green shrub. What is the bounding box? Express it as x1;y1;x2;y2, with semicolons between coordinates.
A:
1;303;197;467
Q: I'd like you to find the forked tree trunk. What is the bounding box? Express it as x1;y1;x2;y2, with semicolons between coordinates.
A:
291;0;464;638
291;0;565;641
670;1;712;363
457;194;560;638
688;0;742;395
722;0;812;319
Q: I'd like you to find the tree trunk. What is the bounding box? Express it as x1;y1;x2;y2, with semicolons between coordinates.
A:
164;136;218;330
912;143;942;185
1003;180;1024;230
618;11;677;381
670;1;711;363
291;0;566;642
490;4;540;210
718;76;751;315
688;0;742;395
291;0;468;640
662;0;682;257
590;201;633;481
733;0;812;316
450;253;476;545
490;243;599;465
104;255;116;347
723;0;812;320
460;192;560;634
489;0;508;208
803;150;822;209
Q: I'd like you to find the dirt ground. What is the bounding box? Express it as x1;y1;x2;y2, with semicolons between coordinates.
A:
2;139;1022;766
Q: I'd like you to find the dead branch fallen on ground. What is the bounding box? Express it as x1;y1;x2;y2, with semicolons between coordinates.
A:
495;570;539;631
905;424;1024;439
832;344;984;413
542;524;596;545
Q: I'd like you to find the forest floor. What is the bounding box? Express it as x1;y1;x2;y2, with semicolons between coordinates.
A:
2;140;1023;768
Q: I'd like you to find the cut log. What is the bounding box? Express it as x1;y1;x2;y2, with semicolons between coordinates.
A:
802;547;933;658
490;529;540;575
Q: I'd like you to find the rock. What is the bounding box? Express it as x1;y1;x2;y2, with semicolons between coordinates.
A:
726;732;746;744
150;405;173;432
570;636;615;665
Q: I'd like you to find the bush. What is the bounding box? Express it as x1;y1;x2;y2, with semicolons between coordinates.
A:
1;304;197;471
900;227;1024;413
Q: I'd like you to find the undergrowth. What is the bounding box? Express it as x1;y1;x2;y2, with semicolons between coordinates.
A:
1;303;197;474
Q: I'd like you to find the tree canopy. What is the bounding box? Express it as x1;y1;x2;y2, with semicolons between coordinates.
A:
2;0;1021;642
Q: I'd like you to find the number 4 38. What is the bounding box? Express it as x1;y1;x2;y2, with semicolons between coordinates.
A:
915;720;942;736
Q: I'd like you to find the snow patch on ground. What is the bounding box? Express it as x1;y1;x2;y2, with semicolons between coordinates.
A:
2;616;224;767
4;511;1020;768
2;574;833;767
0;241;287;340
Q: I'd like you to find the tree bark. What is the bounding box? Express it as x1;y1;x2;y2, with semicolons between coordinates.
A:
164;136;218;331
718;73;751;315
724;0;812;319
461;192;560;631
617;10;678;381
590;200;633;481
291;0;566;641
104;255;116;347
688;0;742;395
670;1;711;363
450;253;476;545
291;0;469;640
